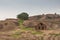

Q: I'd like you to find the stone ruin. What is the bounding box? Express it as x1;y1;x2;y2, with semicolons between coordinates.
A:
0;18;19;31
0;14;60;31
23;13;60;30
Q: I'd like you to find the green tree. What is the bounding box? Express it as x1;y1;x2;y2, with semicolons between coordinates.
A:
17;12;29;20
55;13;57;15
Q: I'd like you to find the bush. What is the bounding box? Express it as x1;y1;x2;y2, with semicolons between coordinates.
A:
17;12;29;20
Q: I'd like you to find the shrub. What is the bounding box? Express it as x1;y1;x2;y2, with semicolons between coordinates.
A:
17;12;29;20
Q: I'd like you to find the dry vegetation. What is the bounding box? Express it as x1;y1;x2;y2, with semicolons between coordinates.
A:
0;19;60;40
0;28;60;40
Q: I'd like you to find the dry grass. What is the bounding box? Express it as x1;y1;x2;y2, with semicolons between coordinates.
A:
0;20;60;40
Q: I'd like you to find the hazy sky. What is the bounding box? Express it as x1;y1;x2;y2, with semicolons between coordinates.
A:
0;0;60;20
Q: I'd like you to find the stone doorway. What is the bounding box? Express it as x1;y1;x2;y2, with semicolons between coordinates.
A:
35;23;47;30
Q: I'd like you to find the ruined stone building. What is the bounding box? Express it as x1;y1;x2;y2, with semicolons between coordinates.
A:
23;14;60;30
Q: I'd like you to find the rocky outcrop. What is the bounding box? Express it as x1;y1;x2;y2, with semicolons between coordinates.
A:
0;18;19;31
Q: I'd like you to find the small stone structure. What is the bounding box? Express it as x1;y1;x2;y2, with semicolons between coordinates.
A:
23;20;49;30
0;18;19;31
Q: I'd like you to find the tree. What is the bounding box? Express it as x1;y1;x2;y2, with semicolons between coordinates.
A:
55;13;57;15
17;12;29;20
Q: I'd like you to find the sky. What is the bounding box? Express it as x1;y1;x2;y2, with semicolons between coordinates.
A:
0;0;60;20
